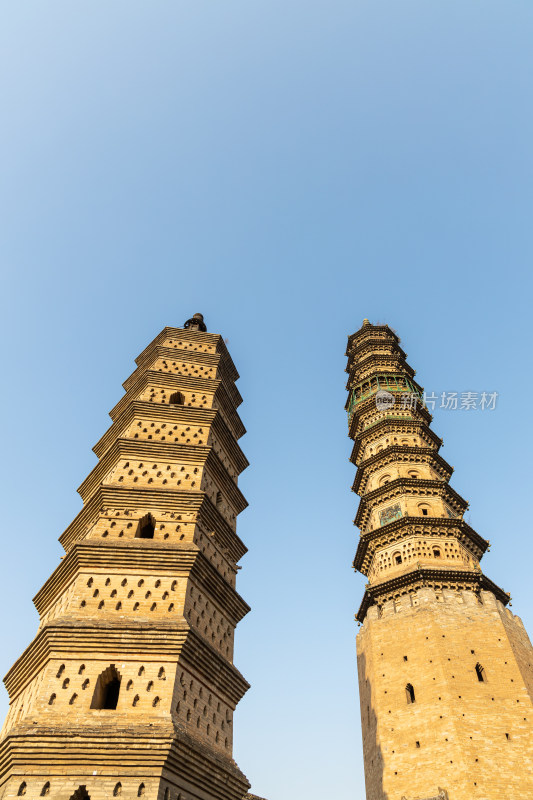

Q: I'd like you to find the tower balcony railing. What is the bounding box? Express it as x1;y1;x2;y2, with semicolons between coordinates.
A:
347;373;423;423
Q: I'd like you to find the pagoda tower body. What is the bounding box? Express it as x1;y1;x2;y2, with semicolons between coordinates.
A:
0;315;256;800
345;320;533;800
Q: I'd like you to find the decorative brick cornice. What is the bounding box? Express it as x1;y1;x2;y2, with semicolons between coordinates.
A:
346;325;400;355
345;338;407;370
33;540;250;625
356;568;509;621
109;370;245;441
348;396;432;440
352;447;453;494
350;418;442;463
354;479;468;529
0;723;250;800
4;622;250;705
126;343;242;409
353;516;488;573
346;352;416;389
59;486;247;563
93;401;249;475
135;327;240;383
78;438;248;515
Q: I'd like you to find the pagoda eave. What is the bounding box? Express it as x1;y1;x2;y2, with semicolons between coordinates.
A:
352;447;453;493
345;354;415;388
4;622;250;706
78;438;248;514
349;417;442;464
353;516;489;573
355;568;509;622
59;487;247;564
135;326;240;382
348;400;433;440
93;401;249;474
33;540;249;624
346;325;400;355
126;344;242;408
110;372;246;441
354;480;468;528
0;724;250;800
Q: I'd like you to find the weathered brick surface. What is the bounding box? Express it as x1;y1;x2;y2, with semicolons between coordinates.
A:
358;589;533;799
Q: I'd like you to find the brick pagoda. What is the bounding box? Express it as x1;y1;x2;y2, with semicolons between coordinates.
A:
346;319;533;799
0;314;257;800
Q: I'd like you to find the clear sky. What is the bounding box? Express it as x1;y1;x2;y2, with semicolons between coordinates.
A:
1;2;532;798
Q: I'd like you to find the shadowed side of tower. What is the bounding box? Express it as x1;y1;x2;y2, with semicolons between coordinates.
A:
345;320;533;800
0;315;258;800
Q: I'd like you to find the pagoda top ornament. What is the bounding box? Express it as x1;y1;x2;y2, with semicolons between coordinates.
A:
183;312;207;331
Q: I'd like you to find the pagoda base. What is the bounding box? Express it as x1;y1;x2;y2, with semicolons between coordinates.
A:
0;722;250;800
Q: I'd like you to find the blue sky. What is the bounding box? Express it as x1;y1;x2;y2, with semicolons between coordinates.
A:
1;2;532;798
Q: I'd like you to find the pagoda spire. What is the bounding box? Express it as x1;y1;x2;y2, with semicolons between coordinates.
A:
346;320;506;620
183;312;207;332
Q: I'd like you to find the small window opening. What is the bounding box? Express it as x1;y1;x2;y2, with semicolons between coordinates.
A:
394;553;402;565
421;508;428;516
433;548;441;558
169;391;185;405
136;513;155;540
41;783;51;796
216;491;222;509
91;665;121;709
475;663;486;682
17;783;27;796
403;655;408;662
69;787;90;800
406;683;416;704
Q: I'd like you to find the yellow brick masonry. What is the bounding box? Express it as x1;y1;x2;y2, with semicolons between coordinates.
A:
0;319;258;800
358;588;533;799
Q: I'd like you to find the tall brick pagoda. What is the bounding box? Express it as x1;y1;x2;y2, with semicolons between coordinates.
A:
0;314;259;800
346;320;533;800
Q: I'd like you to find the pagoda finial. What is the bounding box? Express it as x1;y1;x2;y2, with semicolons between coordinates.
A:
183;313;207;332
362;318;370;327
